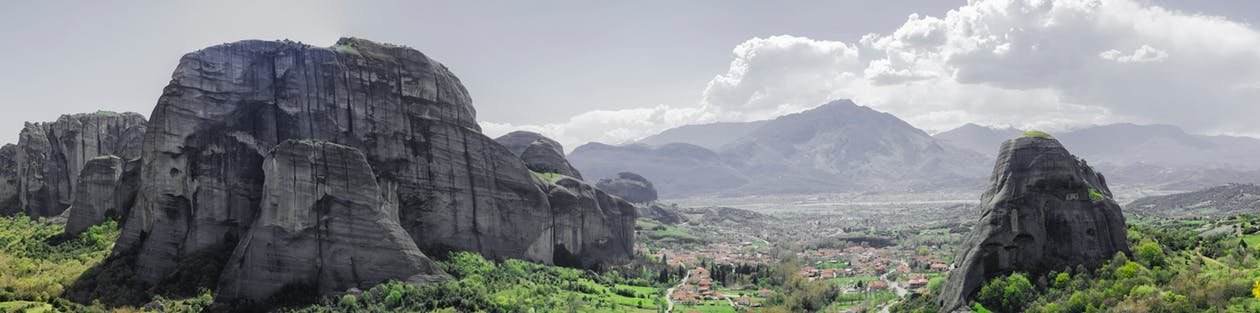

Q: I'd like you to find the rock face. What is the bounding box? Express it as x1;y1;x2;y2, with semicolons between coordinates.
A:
14;112;146;218
541;176;636;269
64;156;125;235
217;140;449;302
494;131;581;179
0;144;18;216
938;135;1130;312
596;172;658;203
108;38;631;301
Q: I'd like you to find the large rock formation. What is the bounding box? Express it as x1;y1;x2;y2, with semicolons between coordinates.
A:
596;172;657;203
541;175;636;269
938;135;1130;312
14;112;146;217
0;144;18;216
217;140;449;303
64;156;125;235
105;38;632;301
494;131;582;179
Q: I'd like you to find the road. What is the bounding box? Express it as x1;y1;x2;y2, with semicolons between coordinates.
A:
664;264;690;313
877;270;909;313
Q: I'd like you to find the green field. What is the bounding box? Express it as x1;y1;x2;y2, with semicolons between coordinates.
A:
676;299;738;313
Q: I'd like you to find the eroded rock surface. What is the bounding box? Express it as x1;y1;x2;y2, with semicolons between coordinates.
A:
217;140;449;302
14;112;146;217
541;176;636;269
64;156;125;235
938;135;1129;312
596;172;657;203
0;145;18;216
494;131;582;179
114;38;555;288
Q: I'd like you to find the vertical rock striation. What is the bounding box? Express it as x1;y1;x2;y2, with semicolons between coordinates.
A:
0;144;18;216
216;140;449;303
64;155;125;235
14;112;146;218
542;176;636;269
938;135;1129;312
113;38;555;288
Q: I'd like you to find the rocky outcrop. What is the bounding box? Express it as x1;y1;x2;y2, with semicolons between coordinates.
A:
14;112;146;218
217;140;449;303
64;156;125;235
635;204;683;225
494;131;582;179
541;175;636;269
596;172;657;203
938;135;1129;312
0;144;18;216
110;38;633;297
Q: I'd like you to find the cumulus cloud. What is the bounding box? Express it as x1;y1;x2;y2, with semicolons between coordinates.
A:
1099;45;1169;63
485;0;1260;149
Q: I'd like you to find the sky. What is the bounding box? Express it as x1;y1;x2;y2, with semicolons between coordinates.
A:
2;0;1259;149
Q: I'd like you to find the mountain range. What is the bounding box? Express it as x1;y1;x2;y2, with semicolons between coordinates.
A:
568;100;990;197
570;101;1260;198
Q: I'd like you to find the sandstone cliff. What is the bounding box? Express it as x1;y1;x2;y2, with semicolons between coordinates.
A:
14;112;146;217
542;175;636;269
217;140;449;303
938;135;1130;312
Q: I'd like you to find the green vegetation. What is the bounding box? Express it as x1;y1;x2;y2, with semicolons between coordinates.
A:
0;216;116;304
285;251;662;312
1087;188;1106;201
530;170;566;183
333;43;360;56
635;218;702;247
1023;130;1053;138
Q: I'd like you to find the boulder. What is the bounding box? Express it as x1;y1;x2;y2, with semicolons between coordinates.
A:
14;112;146;217
0;144;18;216
596;172;658;203
635;204;683;225
114;38;556;287
937;135;1129;312
496;130;565;157
541;175;636;269
64;155;125;235
494;131;582;179
217;140;449;303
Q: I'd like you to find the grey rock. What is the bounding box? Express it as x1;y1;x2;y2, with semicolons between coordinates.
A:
114;38;560;288
596;172;658;203
634;203;683;225
494;131;581;179
0;144;19;216
14;111;146;218
938;136;1130;312
64;155;125;235
496;131;565;157
542;175;636;269
217;140;449;302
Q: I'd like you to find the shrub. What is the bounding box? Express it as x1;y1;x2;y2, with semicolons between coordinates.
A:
1023;130;1053;138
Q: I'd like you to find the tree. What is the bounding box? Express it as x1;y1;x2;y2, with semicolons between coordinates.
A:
1135;240;1165;267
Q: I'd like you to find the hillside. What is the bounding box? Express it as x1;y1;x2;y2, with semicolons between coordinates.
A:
1126;183;1260;217
571;100;990;198
636;121;768;151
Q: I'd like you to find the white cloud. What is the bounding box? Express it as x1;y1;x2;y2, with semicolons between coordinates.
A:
484;0;1260;150
1099;44;1169;63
